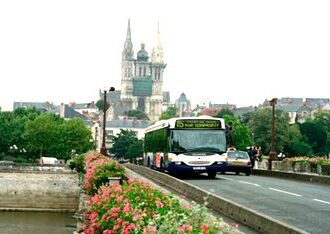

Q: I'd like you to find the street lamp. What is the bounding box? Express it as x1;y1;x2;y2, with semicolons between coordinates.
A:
100;87;115;156
268;98;277;170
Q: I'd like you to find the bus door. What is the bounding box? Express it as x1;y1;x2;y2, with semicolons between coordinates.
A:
155;152;164;168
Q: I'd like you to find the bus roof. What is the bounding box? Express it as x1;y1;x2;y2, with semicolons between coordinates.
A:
144;115;226;133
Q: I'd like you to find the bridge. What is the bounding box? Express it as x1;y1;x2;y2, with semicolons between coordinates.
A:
126;164;330;234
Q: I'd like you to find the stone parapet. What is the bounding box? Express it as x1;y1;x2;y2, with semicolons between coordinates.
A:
0;171;80;211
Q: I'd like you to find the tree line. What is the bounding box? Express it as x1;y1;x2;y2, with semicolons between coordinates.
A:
157;106;330;157
0;108;93;162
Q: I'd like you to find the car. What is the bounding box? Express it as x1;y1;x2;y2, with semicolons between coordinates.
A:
224;150;252;176
39;157;60;165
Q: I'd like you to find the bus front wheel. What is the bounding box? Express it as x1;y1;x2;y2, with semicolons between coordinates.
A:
207;171;217;179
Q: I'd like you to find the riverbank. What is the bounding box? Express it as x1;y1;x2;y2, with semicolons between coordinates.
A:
0;166;80;211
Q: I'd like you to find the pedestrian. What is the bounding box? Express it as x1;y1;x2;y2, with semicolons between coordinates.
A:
247;147;255;168
256;146;262;162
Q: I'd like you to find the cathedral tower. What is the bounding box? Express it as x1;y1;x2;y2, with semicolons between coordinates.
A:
120;20;166;121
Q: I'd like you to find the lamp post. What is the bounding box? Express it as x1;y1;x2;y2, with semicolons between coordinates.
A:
268;98;277;170
100;87;115;156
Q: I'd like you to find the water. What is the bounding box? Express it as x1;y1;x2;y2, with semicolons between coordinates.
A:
0;211;76;234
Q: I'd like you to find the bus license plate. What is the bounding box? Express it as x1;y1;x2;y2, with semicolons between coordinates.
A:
193;166;206;170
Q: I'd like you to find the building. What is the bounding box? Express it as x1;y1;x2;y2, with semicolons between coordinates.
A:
120;20;167;121
175;93;191;117
13;101;59;113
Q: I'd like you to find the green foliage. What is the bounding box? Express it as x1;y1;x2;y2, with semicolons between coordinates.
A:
0;109;94;162
299;121;328;156
0;108;41;158
313;110;330;132
95;99;109;111
23;113;61;159
126;140;143;160
67;154;86;173
52;118;93;160
13;156;29;163
214;108;234;118
109;129;140;159
290;141;313;156
92;163;127;191
127;109;149;120
159;106;178;120
249;108;290;154
223;115;251;150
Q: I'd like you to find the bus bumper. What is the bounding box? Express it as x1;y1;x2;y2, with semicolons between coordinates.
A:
167;162;227;173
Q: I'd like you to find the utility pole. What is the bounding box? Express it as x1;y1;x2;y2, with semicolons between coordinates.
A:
100;87;115;156
268;98;277;170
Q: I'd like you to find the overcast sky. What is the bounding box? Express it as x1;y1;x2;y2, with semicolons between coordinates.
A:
1;0;330;111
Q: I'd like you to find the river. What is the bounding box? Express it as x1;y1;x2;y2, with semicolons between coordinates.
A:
0;211;76;234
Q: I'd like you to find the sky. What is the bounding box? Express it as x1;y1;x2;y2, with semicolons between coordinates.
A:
1;0;330;111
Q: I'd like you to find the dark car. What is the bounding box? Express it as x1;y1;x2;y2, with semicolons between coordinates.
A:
224;150;252;176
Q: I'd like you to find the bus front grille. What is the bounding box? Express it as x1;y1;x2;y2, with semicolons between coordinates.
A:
188;161;210;165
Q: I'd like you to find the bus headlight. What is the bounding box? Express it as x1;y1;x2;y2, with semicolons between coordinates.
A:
175;161;182;165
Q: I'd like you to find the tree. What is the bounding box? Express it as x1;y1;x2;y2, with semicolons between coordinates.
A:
313;110;330;132
0;108;41;158
249;108;290;155
127;109;149;120
96;99;109;111
283;124;311;156
109;129;140;159
159;106;178;120
23;113;60;159
126;139;144;162
299;121;328;156
223;115;251;151
214;108;234;118
50;118;93;160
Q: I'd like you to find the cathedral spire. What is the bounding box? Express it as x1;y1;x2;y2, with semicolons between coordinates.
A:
126;19;132;40
122;19;134;60
151;22;164;63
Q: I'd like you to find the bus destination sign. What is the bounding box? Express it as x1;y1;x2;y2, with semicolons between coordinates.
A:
175;119;221;129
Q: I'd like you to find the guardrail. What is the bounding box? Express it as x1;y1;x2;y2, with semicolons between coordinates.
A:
252;169;330;185
125;164;308;234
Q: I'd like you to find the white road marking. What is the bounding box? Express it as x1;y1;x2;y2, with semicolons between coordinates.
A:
269;188;302;197
313;199;330;205
239;180;261;187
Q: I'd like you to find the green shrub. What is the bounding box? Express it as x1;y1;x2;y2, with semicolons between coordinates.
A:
67;154;86;173
13;156;29;163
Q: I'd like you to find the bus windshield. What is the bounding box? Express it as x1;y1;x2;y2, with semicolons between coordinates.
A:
170;129;227;154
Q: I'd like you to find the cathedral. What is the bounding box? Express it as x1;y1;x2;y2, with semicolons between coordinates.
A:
120;20;167;121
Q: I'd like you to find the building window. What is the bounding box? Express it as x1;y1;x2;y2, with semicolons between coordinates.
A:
139;67;142;76
106;130;114;140
143;67;146;76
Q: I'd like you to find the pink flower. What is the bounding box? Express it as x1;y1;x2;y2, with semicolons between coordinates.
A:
89;212;98;222
156;200;164;209
202;224;209;233
133;214;141;221
123;203;130;213
112;224;120;231
116;196;123;202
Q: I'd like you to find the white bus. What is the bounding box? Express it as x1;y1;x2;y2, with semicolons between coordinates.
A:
144;116;228;178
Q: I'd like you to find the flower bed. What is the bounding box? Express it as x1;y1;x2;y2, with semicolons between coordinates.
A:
81;152;235;233
282;157;330;174
84;152;127;196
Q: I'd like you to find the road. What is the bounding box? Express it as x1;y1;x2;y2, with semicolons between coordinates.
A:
183;173;330;234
